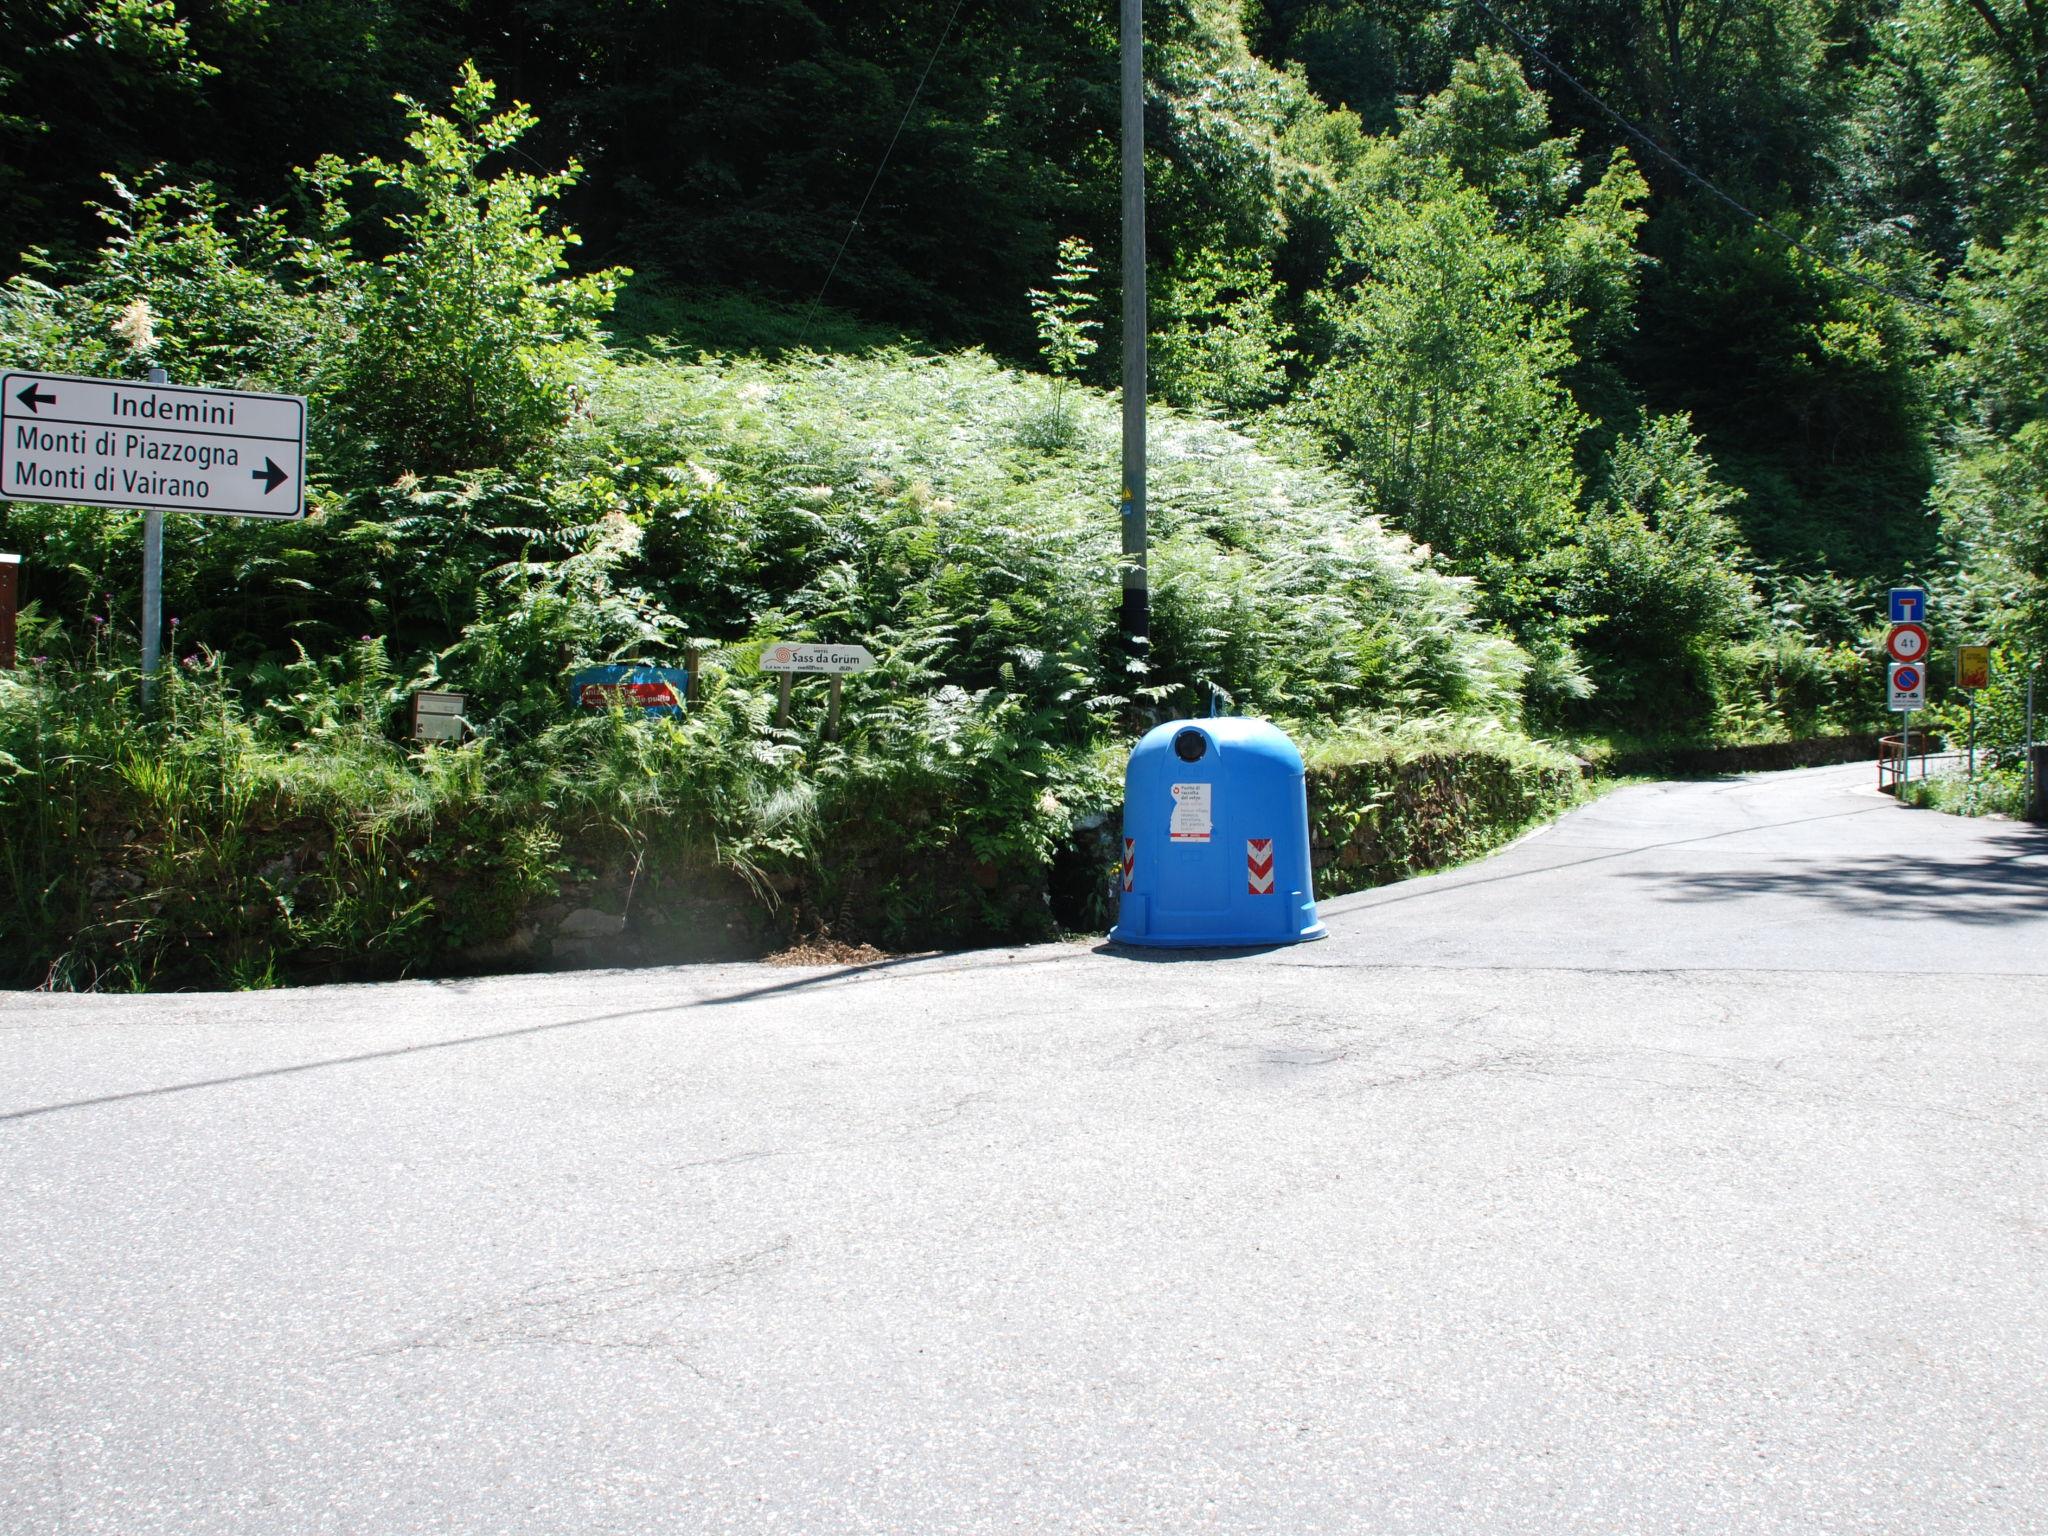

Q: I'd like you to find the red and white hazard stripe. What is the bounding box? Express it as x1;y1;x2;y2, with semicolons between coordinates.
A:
1246;838;1274;895
1122;837;1136;893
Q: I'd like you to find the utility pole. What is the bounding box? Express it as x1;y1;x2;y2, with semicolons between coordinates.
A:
1119;0;1148;662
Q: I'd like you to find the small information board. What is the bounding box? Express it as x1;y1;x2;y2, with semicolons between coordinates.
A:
411;690;467;742
758;642;876;675
1;370;306;521
1957;646;1990;692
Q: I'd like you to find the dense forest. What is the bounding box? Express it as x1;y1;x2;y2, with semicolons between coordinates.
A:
1;0;2043;984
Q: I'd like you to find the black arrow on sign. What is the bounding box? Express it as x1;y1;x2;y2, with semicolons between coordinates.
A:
14;382;56;413
251;458;289;494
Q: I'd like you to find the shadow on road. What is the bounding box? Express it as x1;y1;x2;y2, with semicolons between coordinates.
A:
1625;840;2048;925
1091;941;1300;962
1318;803;1897;922
0;953;966;1126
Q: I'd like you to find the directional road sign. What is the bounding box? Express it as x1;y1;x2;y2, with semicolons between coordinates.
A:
1888;587;1926;624
1888;662;1925;711
758;642;876;674
1886;621;1930;664
2;370;305;521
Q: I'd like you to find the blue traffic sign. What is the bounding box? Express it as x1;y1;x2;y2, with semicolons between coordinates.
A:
1892;663;1921;692
1889;587;1926;623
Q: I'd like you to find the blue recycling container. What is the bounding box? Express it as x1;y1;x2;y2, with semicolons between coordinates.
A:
1110;717;1326;948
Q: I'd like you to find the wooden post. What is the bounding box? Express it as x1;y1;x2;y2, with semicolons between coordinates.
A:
827;676;843;741
685;645;702;703
776;672;792;728
0;552;19;670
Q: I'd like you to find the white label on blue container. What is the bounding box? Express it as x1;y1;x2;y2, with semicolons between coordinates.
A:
1169;782;1213;842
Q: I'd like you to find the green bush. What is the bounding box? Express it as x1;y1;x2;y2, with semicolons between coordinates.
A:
301;61;627;479
1303;720;1585;894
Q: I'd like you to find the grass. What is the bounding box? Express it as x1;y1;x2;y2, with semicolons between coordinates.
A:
1895;766;2033;819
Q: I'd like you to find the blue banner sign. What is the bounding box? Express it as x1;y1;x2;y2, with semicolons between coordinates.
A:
568;664;689;717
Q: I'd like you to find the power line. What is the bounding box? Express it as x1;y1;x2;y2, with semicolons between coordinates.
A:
1465;0;1942;312
798;0;970;346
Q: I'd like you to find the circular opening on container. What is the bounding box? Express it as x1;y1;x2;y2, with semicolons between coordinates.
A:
1173;728;1209;763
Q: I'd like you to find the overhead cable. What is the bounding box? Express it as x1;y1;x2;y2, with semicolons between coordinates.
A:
798;0;971;346
1466;0;1941;312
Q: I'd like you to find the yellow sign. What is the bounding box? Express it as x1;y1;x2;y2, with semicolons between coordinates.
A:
1957;645;1991;691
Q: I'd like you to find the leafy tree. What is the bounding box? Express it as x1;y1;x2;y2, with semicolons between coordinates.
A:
1027;235;1100;444
301;61;627;479
1565;413;1761;726
1886;0;2048;244
1152;249;1295;416
1309;173;1584;577
0;173;313;387
1395;48;1649;355
1936;217;2048;653
0;0;214;259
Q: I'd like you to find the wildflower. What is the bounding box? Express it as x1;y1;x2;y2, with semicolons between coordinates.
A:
111;299;158;356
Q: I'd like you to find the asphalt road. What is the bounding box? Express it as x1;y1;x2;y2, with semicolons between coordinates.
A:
4;762;2045;1534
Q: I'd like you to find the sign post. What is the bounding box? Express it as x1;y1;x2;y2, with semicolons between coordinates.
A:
758;642;876;739
1956;645;1990;778
1889;661;1926;784
1;367;308;702
1882;587;1930;783
139;367;167;701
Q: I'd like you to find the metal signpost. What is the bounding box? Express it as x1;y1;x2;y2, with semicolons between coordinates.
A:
1883;588;1931;785
1888;662;1926;787
1;368;307;701
2030;669;2046;821
1956;644;1990;778
758;642;876;736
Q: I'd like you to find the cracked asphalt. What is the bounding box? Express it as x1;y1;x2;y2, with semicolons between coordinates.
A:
3;761;2046;1534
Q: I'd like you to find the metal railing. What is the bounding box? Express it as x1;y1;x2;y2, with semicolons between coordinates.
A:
1877;728;1939;793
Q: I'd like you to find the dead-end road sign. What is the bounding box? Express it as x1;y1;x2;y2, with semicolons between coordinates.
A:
2;370;306;521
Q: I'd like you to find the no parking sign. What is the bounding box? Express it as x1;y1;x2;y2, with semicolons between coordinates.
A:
1888;662;1925;711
